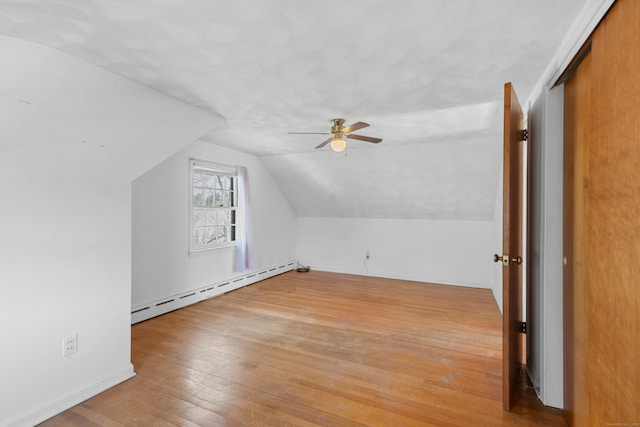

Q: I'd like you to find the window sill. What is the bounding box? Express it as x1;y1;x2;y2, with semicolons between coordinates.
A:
188;243;236;258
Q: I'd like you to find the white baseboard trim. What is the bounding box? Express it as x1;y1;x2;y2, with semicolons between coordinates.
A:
307;265;493;290
131;259;297;324
3;364;135;427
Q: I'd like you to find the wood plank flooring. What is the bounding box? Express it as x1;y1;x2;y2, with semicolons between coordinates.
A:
41;271;567;426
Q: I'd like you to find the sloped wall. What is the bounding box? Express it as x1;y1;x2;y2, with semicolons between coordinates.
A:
0;37;217;427
132;140;297;310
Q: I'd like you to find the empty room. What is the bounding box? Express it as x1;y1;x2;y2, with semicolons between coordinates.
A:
1;0;638;426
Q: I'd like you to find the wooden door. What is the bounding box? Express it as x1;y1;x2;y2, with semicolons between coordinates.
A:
563;0;640;424
563;50;591;427
501;82;525;411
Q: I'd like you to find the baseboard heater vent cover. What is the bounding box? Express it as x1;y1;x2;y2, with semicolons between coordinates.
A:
131;260;296;324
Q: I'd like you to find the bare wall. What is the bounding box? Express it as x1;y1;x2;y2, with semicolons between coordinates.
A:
0;37;216;427
297;216;502;302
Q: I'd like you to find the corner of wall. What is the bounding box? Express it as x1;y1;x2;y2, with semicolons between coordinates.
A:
132;140;298;310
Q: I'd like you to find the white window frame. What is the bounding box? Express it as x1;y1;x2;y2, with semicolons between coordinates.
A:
189;159;238;254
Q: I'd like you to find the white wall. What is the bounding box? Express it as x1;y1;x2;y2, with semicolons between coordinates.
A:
132;140;297;308
297;217;502;298
526;85;564;408
0;37;217;427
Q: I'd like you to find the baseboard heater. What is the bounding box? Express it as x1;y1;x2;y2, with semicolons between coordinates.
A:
131;260;296;324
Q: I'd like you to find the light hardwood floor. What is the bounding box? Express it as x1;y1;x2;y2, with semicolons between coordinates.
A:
41;271;567;426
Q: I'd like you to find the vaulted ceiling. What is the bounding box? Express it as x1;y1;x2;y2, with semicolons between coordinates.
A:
0;0;586;219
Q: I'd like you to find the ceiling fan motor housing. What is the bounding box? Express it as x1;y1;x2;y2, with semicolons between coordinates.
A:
331;118;345;134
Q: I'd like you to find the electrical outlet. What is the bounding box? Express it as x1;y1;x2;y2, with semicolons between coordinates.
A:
63;334;78;357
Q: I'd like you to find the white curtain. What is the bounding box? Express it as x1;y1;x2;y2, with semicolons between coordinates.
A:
234;166;254;272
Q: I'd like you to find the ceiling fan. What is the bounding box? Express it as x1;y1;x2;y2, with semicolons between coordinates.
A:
289;118;382;152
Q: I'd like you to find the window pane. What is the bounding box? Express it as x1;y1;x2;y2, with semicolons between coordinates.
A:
191;162;239;251
193;226;204;246
216;226;226;242
222;226;231;242
216;190;232;207
194;209;205;226
207;227;218;243
204;173;215;189
205;190;214;207
192;172;203;187
193;188;205;207
205;209;216;226
222;176;232;190
218;209;231;225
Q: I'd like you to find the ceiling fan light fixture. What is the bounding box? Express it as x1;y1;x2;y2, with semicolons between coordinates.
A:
302;119;380;150
330;137;347;152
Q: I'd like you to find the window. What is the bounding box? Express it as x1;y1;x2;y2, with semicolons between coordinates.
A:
190;160;237;252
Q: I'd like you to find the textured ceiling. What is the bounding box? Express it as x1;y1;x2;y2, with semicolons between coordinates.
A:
0;0;586;219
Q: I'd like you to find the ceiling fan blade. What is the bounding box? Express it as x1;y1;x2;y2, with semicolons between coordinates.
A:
346;134;382;143
315;136;333;149
341;121;369;134
288;132;331;135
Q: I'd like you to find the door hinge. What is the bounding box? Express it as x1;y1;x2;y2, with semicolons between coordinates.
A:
520;322;527;334
521;129;528;141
